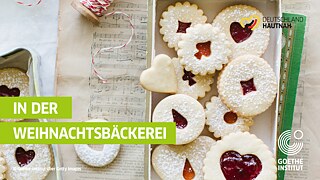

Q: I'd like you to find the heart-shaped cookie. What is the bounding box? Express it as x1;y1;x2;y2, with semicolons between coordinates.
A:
140;54;177;93
1;144;53;180
152;136;215;180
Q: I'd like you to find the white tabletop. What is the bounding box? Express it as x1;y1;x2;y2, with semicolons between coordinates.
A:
0;0;59;96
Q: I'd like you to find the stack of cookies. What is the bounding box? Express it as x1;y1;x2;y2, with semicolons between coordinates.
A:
140;2;277;180
0;67;53;179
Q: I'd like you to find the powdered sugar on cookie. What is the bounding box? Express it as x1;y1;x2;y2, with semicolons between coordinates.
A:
205;96;253;138
160;2;207;50
172;57;213;99
203;132;276;180
178;24;231;75
152;136;215;180
218;55;277;117
213;5;270;59
152;94;205;145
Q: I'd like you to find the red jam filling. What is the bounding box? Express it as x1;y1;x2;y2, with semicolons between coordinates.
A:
0;85;20;97
182;69;196;86
177;21;192;33
172;109;188;129
224;112;238;124
220;151;262;180
15;147;35;167
240;78;256;95
183;158;195;180
194;41;211;60
230;22;253;43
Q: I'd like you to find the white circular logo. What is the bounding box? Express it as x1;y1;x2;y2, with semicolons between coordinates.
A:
278;130;303;156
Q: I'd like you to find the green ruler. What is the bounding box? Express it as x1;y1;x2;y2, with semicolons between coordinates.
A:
277;13;306;180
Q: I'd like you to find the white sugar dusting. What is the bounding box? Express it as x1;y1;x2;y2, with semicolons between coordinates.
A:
212;5;270;59
218;55;277;117
205;96;253;138
152;94;205;145
160;2;207;51
152;136;215;180
172;57;214;99
177;24;232;75
0;144;52;180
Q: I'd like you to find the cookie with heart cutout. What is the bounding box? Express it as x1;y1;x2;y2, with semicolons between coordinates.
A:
140;54;178;93
217;55;277;117
203;132;277;180
177;23;231;75
172;57;214;99
160;2;207;51
0;152;7;180
0;68;29;97
0;144;53;180
74;119;121;167
152;136;215;180
152;94;205;145
205;96;253;138
0;68;29;122
212;5;270;59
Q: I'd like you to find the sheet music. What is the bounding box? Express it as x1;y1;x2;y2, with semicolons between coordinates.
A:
282;1;320;179
56;0;148;179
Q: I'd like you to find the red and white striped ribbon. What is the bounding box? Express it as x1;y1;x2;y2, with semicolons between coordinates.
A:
80;0;113;17
16;0;42;6
91;11;135;83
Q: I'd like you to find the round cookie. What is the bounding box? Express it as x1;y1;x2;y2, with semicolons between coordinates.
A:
74;119;120;167
160;2;207;51
0;144;53;180
205;96;253;138
152;136;215;180
172;57;214;99
152;94;205;145
178;23;231;75
218;55;277;117
203;132;277;180
0;152;7;180
0;68;29;122
212;5;270;59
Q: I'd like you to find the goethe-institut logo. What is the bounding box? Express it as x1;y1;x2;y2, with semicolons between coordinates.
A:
277;130;304;171
278;130;303;156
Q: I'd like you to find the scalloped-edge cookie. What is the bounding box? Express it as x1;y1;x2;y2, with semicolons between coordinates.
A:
218;55;277;117
178;23;231;75
152;136;215;180
0;144;53;180
203;132;276;180
0;152;7;180
160;2;207;51
152;94;205;145
212;5;270;59
172;57;213;99
74;119;121;167
205;96;253;138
